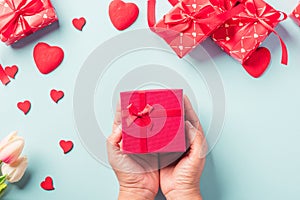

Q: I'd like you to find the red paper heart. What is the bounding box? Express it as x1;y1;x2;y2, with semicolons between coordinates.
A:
72;17;86;31
40;176;54;191
59;140;74;154
4;65;18;79
109;0;139;30
33;42;64;75
17;100;31;115
50;89;64;103
242;47;271;78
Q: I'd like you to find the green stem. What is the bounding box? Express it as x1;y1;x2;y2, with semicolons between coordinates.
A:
0;182;7;196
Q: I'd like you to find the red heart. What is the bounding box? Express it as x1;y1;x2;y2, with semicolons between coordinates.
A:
50;89;64;103
109;0;139;30
242;47;271;78
40;176;54;191
72;17;86;31
4;65;18;79
33;42;64;75
59;140;74;154
17;100;31;115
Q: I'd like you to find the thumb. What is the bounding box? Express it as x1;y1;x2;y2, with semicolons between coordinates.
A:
185;121;207;159
106;125;122;156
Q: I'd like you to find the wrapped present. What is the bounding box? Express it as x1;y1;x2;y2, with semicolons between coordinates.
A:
290;2;300;26
0;0;58;45
120;89;185;154
147;0;244;58
211;0;288;66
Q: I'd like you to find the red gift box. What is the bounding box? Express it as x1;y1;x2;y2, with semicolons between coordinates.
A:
0;0;58;45
211;0;288;65
290;3;300;26
120;89;185;154
147;0;244;58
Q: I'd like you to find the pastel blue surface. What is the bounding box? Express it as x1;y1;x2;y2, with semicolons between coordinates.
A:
0;0;300;199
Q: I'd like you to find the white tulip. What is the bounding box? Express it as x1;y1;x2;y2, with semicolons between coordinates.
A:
1;156;28;183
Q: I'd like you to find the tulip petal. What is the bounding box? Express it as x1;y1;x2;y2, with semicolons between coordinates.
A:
0;138;24;164
1;156;28;183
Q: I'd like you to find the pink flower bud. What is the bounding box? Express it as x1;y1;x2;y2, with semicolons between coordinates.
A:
0;132;24;164
1;156;28;183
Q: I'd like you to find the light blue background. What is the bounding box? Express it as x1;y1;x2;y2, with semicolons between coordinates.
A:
0;0;300;199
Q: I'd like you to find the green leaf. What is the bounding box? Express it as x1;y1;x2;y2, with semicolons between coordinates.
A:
0;175;6;185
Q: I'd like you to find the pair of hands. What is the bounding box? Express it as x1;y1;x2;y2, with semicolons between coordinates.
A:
107;96;207;200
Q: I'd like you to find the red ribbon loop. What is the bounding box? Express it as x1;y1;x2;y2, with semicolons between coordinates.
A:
239;0;288;65
0;0;44;38
163;2;245;37
164;3;217;33
127;103;153;127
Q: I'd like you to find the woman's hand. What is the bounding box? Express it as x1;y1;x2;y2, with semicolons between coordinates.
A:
107;103;159;200
160;96;207;200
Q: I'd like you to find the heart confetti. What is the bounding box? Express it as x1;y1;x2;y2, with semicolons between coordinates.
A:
109;0;139;30
4;65;18;79
17;100;31;115
40;176;54;191
72;17;86;31
242;47;271;78
59;140;74;154
50;89;64;103
33;42;64;75
0;64;10;85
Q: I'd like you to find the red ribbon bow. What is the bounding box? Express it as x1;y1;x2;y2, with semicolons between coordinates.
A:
0;0;44;38
238;0;288;65
163;1;245;37
164;2;218;33
127;103;153;127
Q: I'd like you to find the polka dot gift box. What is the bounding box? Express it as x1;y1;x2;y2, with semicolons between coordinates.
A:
211;0;288;77
147;0;244;58
0;0;58;45
290;2;300;26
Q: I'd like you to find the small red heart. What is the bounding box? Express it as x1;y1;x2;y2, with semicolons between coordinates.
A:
40;176;54;191
17;100;31;115
72;17;86;31
109;0;139;30
4;65;18;79
242;47;271;78
50;89;64;103
33;42;64;75
59;140;74;154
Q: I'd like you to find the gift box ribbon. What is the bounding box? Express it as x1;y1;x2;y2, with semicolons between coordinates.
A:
163;2;244;34
0;0;44;38
234;0;288;65
122;91;182;139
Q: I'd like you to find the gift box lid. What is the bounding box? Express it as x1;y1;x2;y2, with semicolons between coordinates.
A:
120;89;186;154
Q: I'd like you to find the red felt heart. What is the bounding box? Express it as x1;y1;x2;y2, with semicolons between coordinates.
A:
72;17;86;31
4;65;18;79
33;42;64;75
242;47;271;78
40;176;54;191
109;0;139;30
17;100;31;115
50;89;64;103
59;140;74;154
